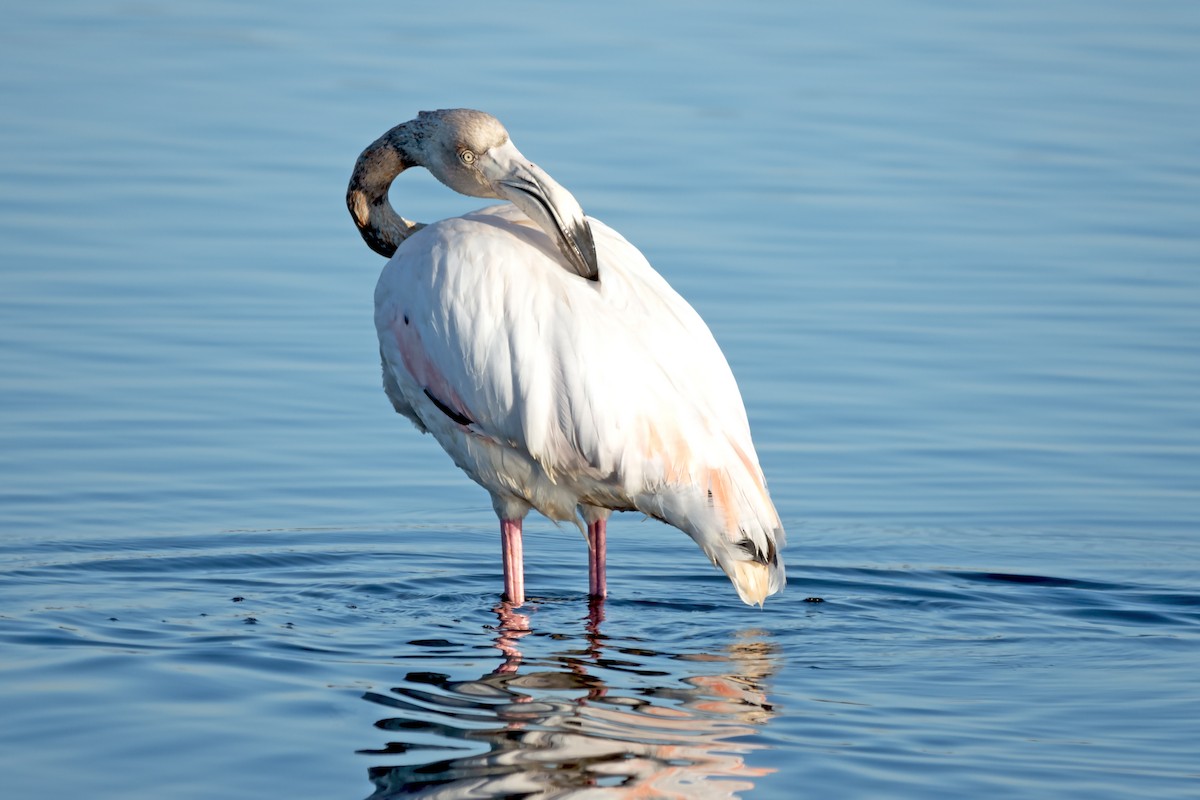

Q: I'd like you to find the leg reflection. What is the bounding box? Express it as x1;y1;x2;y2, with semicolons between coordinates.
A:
361;602;779;799
491;600;531;675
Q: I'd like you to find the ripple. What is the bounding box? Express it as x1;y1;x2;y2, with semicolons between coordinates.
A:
1;525;1197;799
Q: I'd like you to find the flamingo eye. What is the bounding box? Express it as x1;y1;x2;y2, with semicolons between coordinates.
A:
458;149;476;165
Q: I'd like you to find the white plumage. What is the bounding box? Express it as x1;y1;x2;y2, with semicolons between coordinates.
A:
348;109;784;606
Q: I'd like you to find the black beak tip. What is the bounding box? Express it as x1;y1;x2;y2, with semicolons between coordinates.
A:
570;221;600;282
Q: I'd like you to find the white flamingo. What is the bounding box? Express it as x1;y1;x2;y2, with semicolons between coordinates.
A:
347;109;784;606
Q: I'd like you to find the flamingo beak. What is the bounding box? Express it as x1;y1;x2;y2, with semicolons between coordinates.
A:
487;143;599;281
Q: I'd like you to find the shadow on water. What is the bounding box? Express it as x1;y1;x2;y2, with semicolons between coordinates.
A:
360;600;778;799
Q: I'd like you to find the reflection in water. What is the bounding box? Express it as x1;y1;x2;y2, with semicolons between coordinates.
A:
361;601;778;798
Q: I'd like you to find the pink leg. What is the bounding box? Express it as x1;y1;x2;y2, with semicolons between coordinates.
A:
500;518;525;606
587;517;607;598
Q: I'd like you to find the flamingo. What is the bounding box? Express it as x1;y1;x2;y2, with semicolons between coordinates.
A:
347;109;784;606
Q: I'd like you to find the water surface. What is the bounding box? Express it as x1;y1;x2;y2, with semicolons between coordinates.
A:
1;1;1198;798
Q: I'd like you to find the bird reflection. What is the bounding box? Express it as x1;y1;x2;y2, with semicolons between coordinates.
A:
361;600;778;799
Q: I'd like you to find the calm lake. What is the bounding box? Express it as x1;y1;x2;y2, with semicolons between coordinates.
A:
2;1;1198;798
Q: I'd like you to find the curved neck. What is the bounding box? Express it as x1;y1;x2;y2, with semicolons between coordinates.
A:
346;125;425;257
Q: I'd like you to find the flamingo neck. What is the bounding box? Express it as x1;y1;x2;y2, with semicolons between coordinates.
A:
346;125;425;258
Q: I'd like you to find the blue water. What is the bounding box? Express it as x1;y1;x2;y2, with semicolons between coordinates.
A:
2;1;1198;797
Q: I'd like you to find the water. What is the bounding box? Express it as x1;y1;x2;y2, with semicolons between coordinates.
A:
1;1;1198;797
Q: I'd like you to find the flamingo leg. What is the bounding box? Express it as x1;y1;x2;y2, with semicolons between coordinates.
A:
500;518;525;605
587;517;607;599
